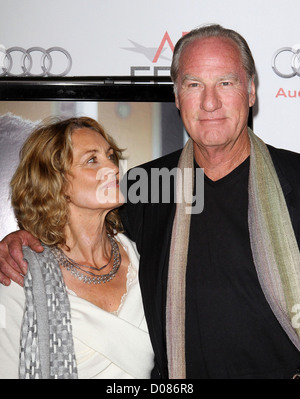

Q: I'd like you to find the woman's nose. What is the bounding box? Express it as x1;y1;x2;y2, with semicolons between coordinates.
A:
96;164;119;182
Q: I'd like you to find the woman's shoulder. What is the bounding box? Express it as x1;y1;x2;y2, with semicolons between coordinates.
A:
23;244;52;257
22;244;56;271
116;232;134;244
116;232;137;250
115;233;140;265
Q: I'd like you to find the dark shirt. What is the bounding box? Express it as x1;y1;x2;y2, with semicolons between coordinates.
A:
185;157;300;378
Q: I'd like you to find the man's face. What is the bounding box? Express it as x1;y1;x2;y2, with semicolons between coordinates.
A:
175;36;255;151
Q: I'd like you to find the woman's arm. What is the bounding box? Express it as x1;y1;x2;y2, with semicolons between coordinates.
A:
0;230;44;286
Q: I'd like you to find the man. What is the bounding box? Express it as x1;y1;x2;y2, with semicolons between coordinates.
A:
1;24;300;379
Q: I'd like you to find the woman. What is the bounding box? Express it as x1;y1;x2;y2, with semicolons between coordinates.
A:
0;116;154;379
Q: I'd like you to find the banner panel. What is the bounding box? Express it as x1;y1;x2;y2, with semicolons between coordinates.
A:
1;0;300;151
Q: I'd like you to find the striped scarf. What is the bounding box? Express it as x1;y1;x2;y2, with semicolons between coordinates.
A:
19;246;78;379
166;128;300;378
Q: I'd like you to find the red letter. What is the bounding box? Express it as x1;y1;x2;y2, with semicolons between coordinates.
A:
275;88;287;98
152;31;174;63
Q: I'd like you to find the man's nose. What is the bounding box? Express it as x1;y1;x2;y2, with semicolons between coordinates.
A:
200;87;222;112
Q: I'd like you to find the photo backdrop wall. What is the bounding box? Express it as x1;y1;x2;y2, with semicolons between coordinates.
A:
1;0;300;152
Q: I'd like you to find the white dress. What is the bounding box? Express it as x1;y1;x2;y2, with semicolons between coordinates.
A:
0;233;154;379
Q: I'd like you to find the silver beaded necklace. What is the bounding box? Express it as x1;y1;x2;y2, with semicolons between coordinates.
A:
51;234;121;284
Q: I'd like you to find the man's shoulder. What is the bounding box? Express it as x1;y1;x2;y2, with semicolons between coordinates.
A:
268;144;300;170
268;144;300;191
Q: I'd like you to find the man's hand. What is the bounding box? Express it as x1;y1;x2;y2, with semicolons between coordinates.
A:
0;230;44;286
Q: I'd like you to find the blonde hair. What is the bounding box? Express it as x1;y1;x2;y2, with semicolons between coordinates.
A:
10;116;124;247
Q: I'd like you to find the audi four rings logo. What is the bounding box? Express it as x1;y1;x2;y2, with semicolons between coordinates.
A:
0;46;72;77
272;47;300;78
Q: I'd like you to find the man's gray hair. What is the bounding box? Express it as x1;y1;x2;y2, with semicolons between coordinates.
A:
171;24;256;94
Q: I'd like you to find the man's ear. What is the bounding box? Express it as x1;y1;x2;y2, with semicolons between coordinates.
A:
249;79;256;108
175;94;180;110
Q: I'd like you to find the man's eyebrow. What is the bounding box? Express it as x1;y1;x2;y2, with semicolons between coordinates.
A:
218;73;240;82
182;74;201;83
182;73;240;83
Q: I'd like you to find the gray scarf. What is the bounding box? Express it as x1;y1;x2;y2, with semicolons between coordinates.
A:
19;245;78;379
166;128;300;378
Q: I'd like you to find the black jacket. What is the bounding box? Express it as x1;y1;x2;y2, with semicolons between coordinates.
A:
119;144;300;378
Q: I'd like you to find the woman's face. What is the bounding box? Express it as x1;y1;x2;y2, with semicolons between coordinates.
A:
65;128;124;214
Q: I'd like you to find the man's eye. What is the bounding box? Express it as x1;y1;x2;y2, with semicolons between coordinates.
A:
221;81;231;87
189;82;199;88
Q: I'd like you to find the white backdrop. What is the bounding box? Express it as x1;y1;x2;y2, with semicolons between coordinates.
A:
1;0;300;152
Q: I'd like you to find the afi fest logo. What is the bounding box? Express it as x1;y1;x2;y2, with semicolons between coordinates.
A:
121;31;188;76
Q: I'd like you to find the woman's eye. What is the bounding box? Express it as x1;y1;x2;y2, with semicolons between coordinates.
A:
108;152;117;162
87;156;97;164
